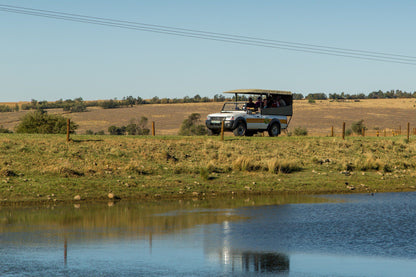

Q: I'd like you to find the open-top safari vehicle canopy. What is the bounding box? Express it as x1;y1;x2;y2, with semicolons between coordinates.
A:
223;89;293;116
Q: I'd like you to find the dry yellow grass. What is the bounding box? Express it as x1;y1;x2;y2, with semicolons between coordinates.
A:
0;99;415;136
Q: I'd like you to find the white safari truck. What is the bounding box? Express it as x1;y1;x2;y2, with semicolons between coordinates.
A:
205;89;293;136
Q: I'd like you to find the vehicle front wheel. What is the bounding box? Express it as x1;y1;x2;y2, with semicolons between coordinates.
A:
233;122;247;136
268;122;280;137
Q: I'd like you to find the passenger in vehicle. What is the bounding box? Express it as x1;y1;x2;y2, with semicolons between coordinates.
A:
277;96;286;106
271;96;279;107
246;97;255;109
263;98;269;108
255;97;263;109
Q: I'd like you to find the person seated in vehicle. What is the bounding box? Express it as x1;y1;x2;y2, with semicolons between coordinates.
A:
263;98;269;108
277;96;286;106
255;97;263;109
271;96;279;107
246;97;255;110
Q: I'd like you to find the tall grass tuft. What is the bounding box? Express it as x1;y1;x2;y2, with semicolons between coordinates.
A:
233;156;257;171
266;158;302;174
355;154;384;171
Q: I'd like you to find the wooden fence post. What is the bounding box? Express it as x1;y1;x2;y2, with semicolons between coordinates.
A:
221;121;224;141
362;128;365;137
66;119;70;142
408;122;410;140
384;129;386;137
331;126;334;137
152;121;155;136
342;122;345;140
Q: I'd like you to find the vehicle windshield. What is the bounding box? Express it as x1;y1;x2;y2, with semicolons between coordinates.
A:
221;102;247;112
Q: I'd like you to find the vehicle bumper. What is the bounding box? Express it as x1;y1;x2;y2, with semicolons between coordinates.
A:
205;120;235;131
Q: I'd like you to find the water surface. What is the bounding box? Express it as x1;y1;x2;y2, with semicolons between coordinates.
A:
1;193;416;276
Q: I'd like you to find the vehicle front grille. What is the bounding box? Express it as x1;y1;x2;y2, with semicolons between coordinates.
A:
210;117;225;121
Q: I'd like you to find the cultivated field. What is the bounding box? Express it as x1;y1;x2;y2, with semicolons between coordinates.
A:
0;99;416;136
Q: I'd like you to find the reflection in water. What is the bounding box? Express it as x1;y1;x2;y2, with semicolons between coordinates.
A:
2;193;416;276
219;250;289;274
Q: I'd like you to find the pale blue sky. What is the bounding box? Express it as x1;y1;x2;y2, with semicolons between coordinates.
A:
1;0;416;102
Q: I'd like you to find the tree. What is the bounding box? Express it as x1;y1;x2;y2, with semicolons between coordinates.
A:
15;110;78;134
108;125;126;135
306;93;327;100
178;113;208;136
351;119;366;135
292;93;304;100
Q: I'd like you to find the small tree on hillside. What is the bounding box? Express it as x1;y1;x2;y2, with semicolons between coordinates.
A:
15;110;78;134
351;119;366;135
178;113;208;136
126;116;150;135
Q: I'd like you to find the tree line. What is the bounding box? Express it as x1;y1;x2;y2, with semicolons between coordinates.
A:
1;89;416;114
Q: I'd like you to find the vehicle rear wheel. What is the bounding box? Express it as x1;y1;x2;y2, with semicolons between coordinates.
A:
268;122;280;137
233;122;247;136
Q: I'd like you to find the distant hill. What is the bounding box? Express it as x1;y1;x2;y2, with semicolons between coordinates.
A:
0;99;415;136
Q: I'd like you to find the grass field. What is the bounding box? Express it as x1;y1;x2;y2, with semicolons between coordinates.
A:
1;99;416;135
0;133;415;203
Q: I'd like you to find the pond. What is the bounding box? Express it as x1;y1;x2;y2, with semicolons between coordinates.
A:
1;192;416;276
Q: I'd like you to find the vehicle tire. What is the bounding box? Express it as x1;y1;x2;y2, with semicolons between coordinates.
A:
233;122;247;136
268;122;280;137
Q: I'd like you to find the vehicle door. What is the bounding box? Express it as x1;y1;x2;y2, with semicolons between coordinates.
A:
246;113;269;130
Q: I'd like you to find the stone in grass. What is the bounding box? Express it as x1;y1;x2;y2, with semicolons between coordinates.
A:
108;193;121;200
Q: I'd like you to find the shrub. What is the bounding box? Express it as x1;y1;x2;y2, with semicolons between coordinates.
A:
15;110;78;134
178;113;208;136
126;117;150;135
351;119;366;135
108;125;126;135
293;127;308;136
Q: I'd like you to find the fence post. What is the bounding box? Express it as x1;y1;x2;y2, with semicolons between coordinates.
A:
66;119;70;142
384;129;386;137
362;128;365;137
221;121;224;141
152;121;155;136
399;125;401;135
342;122;345;140
331;126;334;137
408;122;410;140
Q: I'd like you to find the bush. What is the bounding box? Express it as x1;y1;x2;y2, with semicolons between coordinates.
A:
15;110;78;134
108;125;126;135
293;127;308;136
178;113;208;136
126;117;150;135
351;119;366;135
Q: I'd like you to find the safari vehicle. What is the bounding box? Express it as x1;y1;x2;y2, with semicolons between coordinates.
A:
205;89;293;136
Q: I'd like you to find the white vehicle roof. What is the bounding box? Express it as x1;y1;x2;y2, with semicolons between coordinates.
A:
224;89;292;96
